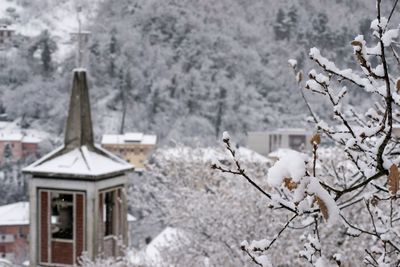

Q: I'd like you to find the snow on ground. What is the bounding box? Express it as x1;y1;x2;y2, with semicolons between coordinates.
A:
156;146;272;164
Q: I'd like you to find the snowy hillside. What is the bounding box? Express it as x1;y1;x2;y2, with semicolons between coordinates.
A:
0;0;101;61
0;0;396;144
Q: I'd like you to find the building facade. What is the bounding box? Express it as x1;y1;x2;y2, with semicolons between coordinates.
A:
0;202;29;265
0;134;40;165
0;25;14;48
247;128;313;156
101;133;157;170
23;70;133;266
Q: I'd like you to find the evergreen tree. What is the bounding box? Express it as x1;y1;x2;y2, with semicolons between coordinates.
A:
273;9;290;41
215;87;226;138
108;28;119;78
41;31;52;73
3;143;12;162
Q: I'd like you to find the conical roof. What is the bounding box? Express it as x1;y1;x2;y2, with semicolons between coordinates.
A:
23;69;133;180
64;70;94;151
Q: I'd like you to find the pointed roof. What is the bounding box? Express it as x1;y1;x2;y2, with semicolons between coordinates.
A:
23;69;133;180
64;70;94;150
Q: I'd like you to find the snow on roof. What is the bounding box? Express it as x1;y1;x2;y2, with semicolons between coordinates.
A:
0;25;14;31
0;133;23;141
23;145;133;178
0;132;41;143
124;133;143;142
0;202;29;226
0;122;11;129
22;136;41;143
0;119;48;142
102;133;157;145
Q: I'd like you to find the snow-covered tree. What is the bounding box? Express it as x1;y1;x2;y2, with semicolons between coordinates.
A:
216;1;400;266
127;146;308;266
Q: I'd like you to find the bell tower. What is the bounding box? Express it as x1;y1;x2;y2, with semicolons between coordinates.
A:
23;70;133;266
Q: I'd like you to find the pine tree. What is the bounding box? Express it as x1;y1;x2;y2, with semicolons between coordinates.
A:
3;143;12;162
215;87;226;138
273;9;290;41
108;28;118;78
39;30;56;74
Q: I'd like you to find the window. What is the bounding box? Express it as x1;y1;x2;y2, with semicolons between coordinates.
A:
270;134;282;152
19;227;25;238
103;191;115;236
289;135;307;151
51;193;73;239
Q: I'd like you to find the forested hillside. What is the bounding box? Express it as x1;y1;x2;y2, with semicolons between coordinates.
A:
0;0;390;144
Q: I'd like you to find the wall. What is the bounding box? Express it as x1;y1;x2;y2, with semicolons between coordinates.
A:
0;140;39;165
0;224;29;265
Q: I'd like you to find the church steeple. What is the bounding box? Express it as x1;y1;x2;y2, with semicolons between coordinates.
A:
23;70;133;179
64;70;94;151
23;69;133;266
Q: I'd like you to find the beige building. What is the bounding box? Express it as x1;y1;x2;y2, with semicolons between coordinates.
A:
101;133;157;171
247;128;313;156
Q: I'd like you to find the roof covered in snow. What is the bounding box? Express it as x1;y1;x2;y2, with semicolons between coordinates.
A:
0;24;14;32
24;145;133;179
102;133;157;145
0;202;29;226
0;119;47;143
23;70;133;179
0;132;41;143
